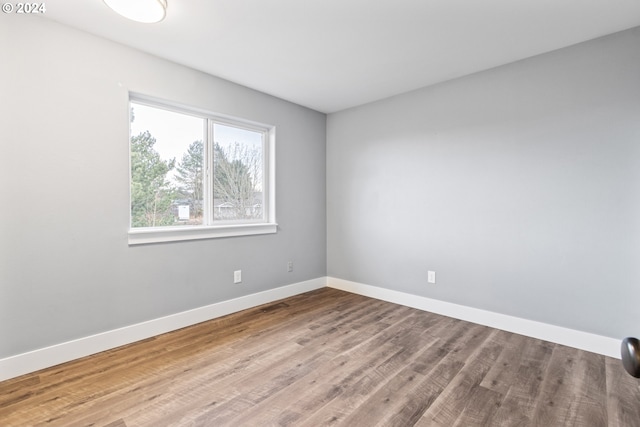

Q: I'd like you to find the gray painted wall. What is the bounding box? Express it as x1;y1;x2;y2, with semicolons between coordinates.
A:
327;27;640;340
0;17;326;358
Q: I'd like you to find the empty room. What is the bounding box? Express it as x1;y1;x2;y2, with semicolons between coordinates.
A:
2;1;640;425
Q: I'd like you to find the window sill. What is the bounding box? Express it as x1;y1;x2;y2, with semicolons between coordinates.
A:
128;223;278;245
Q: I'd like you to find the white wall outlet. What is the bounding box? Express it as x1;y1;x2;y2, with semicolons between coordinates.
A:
234;270;242;284
287;261;293;272
428;270;436;284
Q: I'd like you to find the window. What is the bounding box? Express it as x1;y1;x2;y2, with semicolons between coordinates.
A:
128;94;276;244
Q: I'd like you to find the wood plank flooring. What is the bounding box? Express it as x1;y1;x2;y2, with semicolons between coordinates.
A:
1;288;639;426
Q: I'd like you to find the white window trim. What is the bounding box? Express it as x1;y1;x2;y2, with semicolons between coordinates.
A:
128;93;277;245
128;223;278;245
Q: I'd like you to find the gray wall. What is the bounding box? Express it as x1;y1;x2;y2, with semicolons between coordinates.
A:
0;16;326;358
327;27;640;340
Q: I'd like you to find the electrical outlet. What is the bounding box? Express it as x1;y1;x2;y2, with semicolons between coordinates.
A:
428;270;436;284
234;270;242;284
287;261;293;272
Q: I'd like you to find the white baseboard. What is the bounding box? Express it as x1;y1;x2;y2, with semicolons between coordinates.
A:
328;277;620;359
0;278;327;382
1;276;621;383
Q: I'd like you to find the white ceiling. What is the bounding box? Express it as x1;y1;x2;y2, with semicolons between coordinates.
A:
43;0;640;113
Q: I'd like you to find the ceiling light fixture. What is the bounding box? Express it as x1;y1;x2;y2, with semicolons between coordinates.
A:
103;0;167;23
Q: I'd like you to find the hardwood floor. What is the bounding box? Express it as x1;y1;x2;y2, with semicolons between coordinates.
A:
1;288;639;426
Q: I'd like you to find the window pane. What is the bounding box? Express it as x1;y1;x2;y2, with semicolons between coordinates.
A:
213;123;264;221
130;102;204;227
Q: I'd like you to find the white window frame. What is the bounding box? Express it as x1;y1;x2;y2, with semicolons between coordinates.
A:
128;93;276;245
